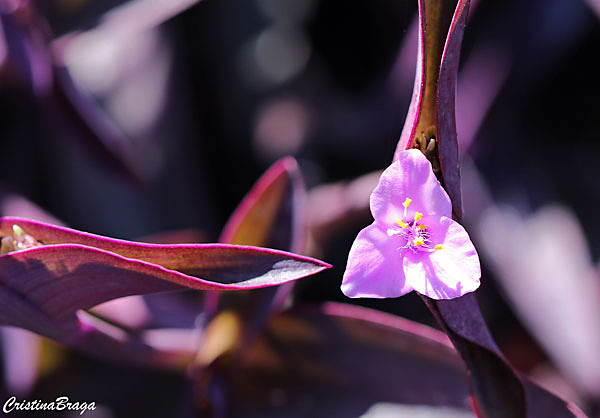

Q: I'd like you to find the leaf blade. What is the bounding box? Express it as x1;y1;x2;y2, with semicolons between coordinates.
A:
0;217;329;288
225;303;475;417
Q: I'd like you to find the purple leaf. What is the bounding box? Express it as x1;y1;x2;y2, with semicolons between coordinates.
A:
225;302;474;417
90;295;151;330
0;1;145;182
0;217;329;363
207;157;308;351
0;243;327;325
0;217;329;288
0;327;40;396
53;0;203;43
220;156;307;253
47;0;204;182
424;295;585;418
393;0;468;218
0;4;52;95
0;258;192;368
424;294;526;417
524;380;588;418
50;64;148;182
479;205;600;400
197;158;311;414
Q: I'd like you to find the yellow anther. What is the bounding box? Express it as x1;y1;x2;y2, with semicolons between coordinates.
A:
396;219;408;229
413;236;425;246
434;244;443;250
402;198;412;209
418;224;426;231
12;225;25;238
414;212;423;221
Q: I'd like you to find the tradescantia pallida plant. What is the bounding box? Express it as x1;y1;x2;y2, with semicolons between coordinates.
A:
337;0;587;417
0;158;477;417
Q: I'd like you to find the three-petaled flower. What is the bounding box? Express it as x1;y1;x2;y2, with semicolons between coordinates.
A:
341;149;480;299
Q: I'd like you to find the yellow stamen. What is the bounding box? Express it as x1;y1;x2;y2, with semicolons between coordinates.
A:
434;244;443;250
396;219;408;229
418;224;426;231
414;212;423;221
402;198;412;209
413;237;425;246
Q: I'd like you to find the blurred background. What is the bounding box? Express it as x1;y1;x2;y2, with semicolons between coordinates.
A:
1;0;600;416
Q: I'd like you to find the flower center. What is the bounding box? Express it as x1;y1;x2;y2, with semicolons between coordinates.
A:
386;197;443;253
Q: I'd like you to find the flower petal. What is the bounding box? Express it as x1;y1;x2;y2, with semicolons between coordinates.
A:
402;216;480;299
370;150;452;225
341;222;413;298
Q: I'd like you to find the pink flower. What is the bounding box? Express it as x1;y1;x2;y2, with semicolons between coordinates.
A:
341;149;480;299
